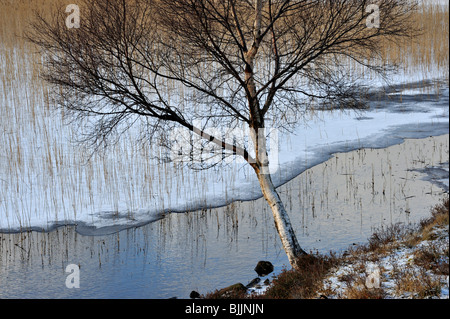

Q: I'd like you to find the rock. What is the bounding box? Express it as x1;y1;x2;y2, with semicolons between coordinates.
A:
245;277;261;289
215;283;247;298
254;261;274;277
190;290;201;299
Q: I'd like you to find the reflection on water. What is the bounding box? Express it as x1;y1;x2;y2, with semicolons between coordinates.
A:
1;135;448;299
0;205;282;299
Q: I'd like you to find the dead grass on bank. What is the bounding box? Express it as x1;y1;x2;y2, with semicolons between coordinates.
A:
270;198;448;300
206;198;448;299
261;253;339;299
316;197;449;299
204;252;339;299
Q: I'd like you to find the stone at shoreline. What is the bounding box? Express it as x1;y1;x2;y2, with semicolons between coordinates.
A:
214;283;247;298
254;261;274;277
190;290;201;299
245;277;261;289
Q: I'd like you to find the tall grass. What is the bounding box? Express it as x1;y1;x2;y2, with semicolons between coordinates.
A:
0;0;230;230
381;0;449;82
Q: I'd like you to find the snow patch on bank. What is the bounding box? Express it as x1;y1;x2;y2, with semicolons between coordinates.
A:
320;223;449;299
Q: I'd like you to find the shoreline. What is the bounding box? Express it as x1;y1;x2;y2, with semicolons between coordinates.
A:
227;197;449;299
274;133;449;252
206;133;449;298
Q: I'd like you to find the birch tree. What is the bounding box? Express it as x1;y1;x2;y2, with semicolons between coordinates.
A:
28;0;417;269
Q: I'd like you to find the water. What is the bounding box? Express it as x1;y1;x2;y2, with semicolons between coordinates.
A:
1;134;448;299
1;63;448;299
0;206;286;299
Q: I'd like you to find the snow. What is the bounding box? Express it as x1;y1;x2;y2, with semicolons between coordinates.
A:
320;224;449;299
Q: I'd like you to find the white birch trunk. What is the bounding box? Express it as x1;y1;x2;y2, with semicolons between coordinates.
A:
256;166;307;269
250;128;307;269
245;1;306;269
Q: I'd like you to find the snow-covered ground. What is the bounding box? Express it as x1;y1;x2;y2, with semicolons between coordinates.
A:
320;220;449;299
